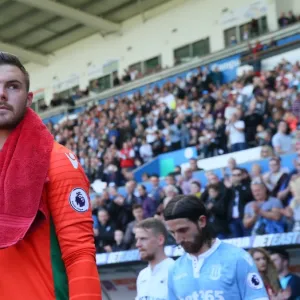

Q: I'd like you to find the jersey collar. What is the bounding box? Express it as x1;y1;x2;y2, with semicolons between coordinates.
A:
149;257;170;275
187;238;221;261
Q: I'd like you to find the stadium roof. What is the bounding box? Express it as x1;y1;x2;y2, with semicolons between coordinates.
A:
0;0;171;65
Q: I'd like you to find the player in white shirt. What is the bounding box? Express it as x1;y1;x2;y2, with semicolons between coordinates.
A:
135;218;174;300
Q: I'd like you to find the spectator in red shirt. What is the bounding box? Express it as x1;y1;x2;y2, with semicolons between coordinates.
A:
119;141;135;169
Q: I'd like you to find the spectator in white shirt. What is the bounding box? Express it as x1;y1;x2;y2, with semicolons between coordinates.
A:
226;113;247;152
139;138;153;163
135;218;174;300
224;98;238;121
145;119;158;144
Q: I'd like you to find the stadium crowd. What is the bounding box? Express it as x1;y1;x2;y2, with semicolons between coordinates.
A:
46;58;300;253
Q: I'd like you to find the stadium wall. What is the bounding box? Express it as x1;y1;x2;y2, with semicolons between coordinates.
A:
24;0;279;103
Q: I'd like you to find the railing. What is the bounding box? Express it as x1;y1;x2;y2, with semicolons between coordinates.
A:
96;232;300;265
39;23;300;121
242;38;300;63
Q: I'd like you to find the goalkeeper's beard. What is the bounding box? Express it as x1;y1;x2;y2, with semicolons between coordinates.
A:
180;224;212;255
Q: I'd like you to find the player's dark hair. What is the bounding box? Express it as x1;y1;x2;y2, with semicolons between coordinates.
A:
164;195;214;242
164;195;208;222
135;218;169;245
0;52;30;92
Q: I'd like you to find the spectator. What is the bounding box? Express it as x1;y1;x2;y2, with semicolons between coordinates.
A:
107;194;132;230
251;163;263;181
210;67;223;88
226;113;247;152
222;157;237;187
282;177;300;232
95;209;116;253
163;185;179;208
123;204;144;249
113;72;121;87
249;248;281;298
91;193;107;217
244;101;264;147
201;172;232;207
137;184;157;218
119;141;135;169
292;92;300;121
263;157;289;198
215;116;227;154
112;230;127;252
122;69;131;83
256;125;270;146
243;180;284;235
250;18;259;37
206;183;230;238
180;168;200;195
278;12;290;28
139;138;153;163
189;158;203;172
261;145;274;159
288;11;297;25
228;167;253;238
270;248;300;299
224;98;238;121
190;181;202;198
272;121;293;155
124;180;138;208
169;118;182;151
165;173;183;194
149;174;165;205
242;24;250;41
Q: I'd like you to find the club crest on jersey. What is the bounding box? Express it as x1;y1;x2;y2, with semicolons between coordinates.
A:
209;264;222;280
247;272;263;289
69;188;89;212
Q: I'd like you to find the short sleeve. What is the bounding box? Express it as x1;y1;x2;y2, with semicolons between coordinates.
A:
244;202;253;217
272;134;280;148
236;250;268;300
236;120;245;129
270;198;283;209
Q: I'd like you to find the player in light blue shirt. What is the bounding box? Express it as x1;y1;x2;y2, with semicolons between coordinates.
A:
164;195;269;300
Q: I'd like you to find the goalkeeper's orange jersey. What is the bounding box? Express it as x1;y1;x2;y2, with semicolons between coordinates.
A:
0;142;102;300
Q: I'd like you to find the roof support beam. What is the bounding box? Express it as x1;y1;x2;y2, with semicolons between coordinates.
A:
15;0;120;32
0;41;49;66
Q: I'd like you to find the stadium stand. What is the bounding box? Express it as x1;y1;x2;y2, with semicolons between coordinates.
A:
45;53;300;253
